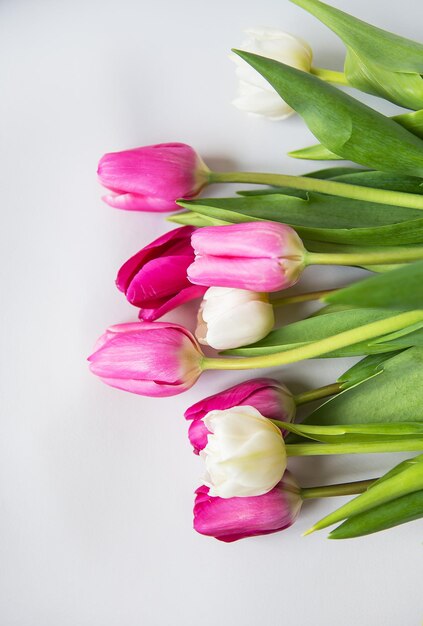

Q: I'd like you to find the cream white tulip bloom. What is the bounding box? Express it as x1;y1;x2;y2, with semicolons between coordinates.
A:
195;287;275;350
201;405;287;498
232;28;313;120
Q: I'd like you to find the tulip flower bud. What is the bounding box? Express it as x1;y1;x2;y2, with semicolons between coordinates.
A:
188;222;306;292
194;471;302;542
88;322;203;397
231;28;312;120
97;142;210;212
185;378;296;455
195;287;275;350
116;226;207;321
201;405;287;498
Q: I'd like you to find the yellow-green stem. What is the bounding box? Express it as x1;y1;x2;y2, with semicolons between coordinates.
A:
209;171;423;211
271;289;336;307
307;248;423;266
294;382;342;406
286;439;423;456
310;67;349;86
301;479;376;499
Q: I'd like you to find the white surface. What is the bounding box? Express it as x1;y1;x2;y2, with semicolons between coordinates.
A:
1;0;422;624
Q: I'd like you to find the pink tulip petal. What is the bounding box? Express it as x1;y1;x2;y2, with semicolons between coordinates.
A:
185;378;279;421
102;192;178;212
126;256;194;306
194;472;301;542
188;255;289;292
191;222;294;258
116;226;195;293
188;419;210;454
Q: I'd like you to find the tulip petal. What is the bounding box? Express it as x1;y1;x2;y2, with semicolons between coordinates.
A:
116;226;195;293
191;222;293;258
188;255;288;292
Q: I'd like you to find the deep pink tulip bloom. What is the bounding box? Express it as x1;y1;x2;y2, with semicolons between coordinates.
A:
116;226;207;321
185;378;296;454
188;222;306;292
88;322;203;397
194;471;302;542
97;142;210;212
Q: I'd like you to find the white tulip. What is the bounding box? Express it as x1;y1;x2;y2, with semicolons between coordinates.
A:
231;28;313;120
201;405;287;498
195;287;275;350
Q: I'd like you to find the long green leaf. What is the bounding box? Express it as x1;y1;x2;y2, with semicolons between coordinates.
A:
329;490;423;539
233;50;423;176
180;196;423;245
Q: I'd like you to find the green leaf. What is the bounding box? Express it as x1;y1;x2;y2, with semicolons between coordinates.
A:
290;111;423;161
324;260;423;310
284;421;423;445
304;347;423;426
233;50;423;177
291;0;423;109
180;195;423;246
308;454;423;533
167;212;228;227
289;144;342;161
329;490;423;539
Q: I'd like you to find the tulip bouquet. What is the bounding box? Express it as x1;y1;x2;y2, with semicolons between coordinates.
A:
89;0;423;542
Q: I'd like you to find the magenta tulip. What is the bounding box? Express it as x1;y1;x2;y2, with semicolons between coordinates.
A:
187;222;306;292
98;142;210;212
116;226;207;321
88;322;203;397
193;471;302;542
185;378;296;454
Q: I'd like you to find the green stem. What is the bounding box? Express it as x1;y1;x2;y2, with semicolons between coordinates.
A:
301;479;376;499
294;382;342;406
208;171;423;211
307;248;423;267
271;289;336;307
286;439;423;456
201;310;423;371
310;66;349;86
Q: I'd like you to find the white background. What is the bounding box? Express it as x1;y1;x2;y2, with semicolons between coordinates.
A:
1;0;422;624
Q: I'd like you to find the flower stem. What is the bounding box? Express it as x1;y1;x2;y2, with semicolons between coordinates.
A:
294;382;342;406
310;67;349;86
307;248;423;267
208;171;423;211
201;310;423;371
301;479;376;499
286;439;423;456
271;289;336;307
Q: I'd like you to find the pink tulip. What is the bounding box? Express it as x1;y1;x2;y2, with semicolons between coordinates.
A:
97;142;210;212
185;378;296;454
88;322;203;397
116;226;207;321
194;471;302;542
187;222;306;292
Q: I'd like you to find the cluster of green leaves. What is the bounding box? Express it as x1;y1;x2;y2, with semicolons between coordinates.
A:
291;0;423;110
232;49;423;177
311;455;423;539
